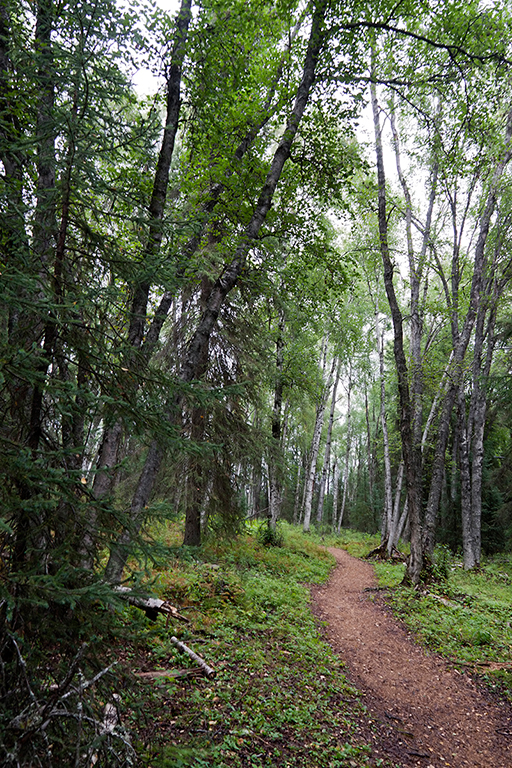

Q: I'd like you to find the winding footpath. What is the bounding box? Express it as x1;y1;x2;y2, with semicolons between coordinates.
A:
311;548;512;768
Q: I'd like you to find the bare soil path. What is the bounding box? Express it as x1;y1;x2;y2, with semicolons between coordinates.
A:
311;548;512;768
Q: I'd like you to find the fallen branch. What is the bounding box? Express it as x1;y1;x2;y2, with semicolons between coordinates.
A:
114;587;189;622
170;636;215;678
424;593;458;608
134;668;202;679
90;695;124;767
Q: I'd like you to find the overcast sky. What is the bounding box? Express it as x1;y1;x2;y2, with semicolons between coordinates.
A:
131;0;180;94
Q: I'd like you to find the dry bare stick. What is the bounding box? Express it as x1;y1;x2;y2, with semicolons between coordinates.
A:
170;636;215;678
134;669;201;679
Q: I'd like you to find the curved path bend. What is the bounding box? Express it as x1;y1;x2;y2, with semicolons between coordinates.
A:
311;548;512;768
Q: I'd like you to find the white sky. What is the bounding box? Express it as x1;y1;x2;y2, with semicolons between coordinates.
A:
131;0;180;94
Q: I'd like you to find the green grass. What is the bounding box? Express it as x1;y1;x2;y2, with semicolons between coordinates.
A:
297;525;382;559
113;522;395;767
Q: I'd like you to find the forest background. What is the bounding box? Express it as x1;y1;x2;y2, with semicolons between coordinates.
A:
1;0;512;763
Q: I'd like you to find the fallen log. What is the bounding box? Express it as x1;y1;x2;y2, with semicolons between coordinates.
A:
170;636;215;678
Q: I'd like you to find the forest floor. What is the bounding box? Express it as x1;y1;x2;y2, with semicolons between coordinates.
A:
312;548;512;768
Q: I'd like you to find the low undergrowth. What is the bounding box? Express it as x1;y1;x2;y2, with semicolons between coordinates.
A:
114;522;386;767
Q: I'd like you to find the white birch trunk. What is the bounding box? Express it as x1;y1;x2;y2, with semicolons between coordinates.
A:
337;371;353;534
316;358;341;524
388;460;404;553
331;459;340;532
396;497;409;544
292;462;303;525
303;350;336;532
376;317;393;542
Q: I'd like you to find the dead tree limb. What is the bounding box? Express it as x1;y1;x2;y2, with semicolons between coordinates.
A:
170;636;215;678
113;587;189;622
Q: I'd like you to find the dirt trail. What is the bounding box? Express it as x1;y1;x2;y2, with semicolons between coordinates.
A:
311;548;512;768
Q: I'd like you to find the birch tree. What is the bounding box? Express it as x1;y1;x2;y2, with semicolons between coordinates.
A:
336;368;353;533
303;342;336;532
316;358;341;524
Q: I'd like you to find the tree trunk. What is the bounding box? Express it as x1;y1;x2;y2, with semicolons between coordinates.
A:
336;372;353;534
364;386;376;519
331;459;340;532
292;462;303;525
370;76;423;584
458;388;475;569
390;107;437;448
252;460;263;519
395;497;409;546
316;357;341;524
103;439;162;583
269;312;286;529
303;351;336;532
388;460;405;553
376;314;393;544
